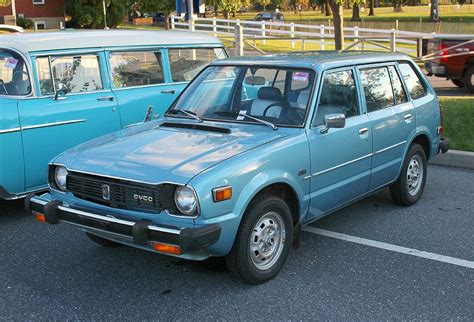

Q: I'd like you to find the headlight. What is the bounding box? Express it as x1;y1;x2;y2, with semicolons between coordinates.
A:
174;186;198;216
54;166;68;191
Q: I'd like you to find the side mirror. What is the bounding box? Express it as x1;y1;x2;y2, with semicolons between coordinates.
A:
54;85;67;100
320;113;345;134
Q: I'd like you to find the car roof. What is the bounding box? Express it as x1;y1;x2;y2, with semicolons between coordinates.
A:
212;51;411;70
0;30;223;53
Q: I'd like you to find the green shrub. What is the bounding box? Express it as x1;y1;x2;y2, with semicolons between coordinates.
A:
16;16;34;29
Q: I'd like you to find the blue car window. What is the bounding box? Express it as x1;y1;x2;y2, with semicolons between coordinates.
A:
360;66;394;113
42;55;103;94
0;50;31;96
388;65;408;105
315;70;358;126
110;51;164;88
37;57;54;95
398;62;426;100
168;48;225;83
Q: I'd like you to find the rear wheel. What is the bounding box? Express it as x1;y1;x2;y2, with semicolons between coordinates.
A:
451;79;464;88
390;143;427;206
225;195;293;284
86;233;122;247
463;66;474;93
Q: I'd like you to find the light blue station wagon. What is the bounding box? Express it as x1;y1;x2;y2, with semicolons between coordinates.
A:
28;52;449;284
0;30;225;199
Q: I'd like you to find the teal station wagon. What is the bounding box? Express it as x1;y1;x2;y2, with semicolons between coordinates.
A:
0;30;225;199
28;52;449;284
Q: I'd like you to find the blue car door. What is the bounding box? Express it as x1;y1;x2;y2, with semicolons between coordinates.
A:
357;64;416;191
307;67;372;220
18;51;121;191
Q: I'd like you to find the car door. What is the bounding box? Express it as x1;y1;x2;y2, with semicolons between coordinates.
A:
307;67;373;220
18;52;121;190
357;64;415;191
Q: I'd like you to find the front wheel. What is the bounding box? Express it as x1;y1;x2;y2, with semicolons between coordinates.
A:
390;143;427;206
226;195;293;284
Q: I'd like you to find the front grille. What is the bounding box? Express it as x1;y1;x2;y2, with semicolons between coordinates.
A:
66;172;165;213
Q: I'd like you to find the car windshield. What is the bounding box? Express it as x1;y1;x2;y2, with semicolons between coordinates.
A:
166;65;315;127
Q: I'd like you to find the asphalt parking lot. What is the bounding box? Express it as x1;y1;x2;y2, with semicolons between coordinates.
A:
0;164;472;320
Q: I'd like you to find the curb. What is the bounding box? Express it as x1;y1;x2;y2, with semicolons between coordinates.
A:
429;150;474;170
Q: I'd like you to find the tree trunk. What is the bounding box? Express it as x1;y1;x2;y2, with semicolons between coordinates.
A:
369;0;375;16
325;0;331;16
164;12;170;30
393;0;402;12
351;3;361;21
429;0;440;22
224;11;229;19
328;0;344;50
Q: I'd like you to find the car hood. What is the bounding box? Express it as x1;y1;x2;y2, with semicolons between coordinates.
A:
55;119;291;184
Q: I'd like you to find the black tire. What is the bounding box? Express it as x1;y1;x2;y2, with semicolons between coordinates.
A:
225;195;293;284
451;79;465;88
86;233;122;247
390;143;427;207
463;66;474;93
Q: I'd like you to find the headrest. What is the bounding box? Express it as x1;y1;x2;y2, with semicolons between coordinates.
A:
257;87;282;101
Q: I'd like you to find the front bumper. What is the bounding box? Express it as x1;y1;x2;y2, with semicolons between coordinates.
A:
439;137;450;154
425;62;447;77
26;195;221;253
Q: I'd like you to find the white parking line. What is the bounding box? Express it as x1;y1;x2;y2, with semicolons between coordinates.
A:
303;226;474;269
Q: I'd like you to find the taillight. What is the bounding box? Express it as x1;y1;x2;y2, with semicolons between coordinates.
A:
439;44;449;62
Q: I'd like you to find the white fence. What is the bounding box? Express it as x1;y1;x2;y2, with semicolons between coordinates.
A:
170;15;474;59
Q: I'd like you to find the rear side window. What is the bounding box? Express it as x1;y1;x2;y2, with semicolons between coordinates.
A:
37;55;103;95
0;49;31;96
398;63;426;100
388;66;407;105
360;67;394;112
168;48;226;83
109;51;164;88
315;69;359;126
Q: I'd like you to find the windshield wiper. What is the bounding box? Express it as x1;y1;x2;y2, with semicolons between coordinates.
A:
214;111;278;130
168;109;203;123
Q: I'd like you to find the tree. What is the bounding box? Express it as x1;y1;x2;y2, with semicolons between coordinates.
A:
368;0;374;16
393;0;402;12
327;0;344;50
139;0;175;29
351;0;361;21
429;0;440;22
65;0;126;29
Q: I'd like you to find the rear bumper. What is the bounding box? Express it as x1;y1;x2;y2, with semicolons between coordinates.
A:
439;137;450;154
425;62;447;77
26;195;221;252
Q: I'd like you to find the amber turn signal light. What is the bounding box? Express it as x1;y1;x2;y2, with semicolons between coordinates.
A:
33;212;46;223
212;186;232;202
152;242;182;255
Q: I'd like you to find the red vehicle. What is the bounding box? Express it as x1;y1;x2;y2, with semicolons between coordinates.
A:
424;38;474;93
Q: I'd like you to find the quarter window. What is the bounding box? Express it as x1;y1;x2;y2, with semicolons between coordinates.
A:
168;48;226;82
399;62;426;100
389;66;407;105
360;67;394;113
109;51;164;88
37;55;103;95
0;49;31;96
315;70;359;126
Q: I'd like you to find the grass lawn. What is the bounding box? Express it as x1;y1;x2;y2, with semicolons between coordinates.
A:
235;4;474;23
439;97;474;152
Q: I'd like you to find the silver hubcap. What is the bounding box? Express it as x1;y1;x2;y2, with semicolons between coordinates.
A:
406;155;424;196
249;211;286;271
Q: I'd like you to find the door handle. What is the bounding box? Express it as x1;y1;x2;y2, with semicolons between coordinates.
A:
97;96;115;101
404;113;412;120
161;89;176;94
359;127;368;135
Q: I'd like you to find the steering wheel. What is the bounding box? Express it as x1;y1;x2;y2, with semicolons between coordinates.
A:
0;79;8;95
263;102;304;125
12;70;30;95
